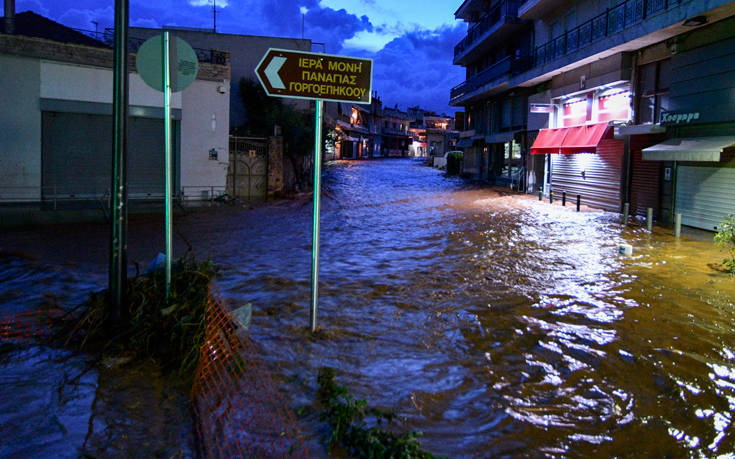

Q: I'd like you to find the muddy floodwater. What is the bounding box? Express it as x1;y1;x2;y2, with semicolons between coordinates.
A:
2;158;735;457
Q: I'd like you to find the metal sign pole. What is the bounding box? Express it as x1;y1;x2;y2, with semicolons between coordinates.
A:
109;0;129;323
310;99;323;332
163;31;173;301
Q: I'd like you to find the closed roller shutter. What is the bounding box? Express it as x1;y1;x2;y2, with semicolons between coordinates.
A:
549;138;624;212
42;112;172;200
630;134;665;218
42;112;110;198
676;165;735;231
128;116;167;198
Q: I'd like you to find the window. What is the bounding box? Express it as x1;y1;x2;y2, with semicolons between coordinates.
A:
597;89;630;122
562;95;590;127
637;59;670;124
501;99;512;129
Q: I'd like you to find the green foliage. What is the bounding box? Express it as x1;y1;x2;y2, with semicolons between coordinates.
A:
238;77;315;189
714;214;735;273
317;367;438;459
447;151;463;161
238;77;313;156
57;255;217;389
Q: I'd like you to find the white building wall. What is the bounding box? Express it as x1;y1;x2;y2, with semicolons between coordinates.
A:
180;79;230;199
1;52;227;204
0;55;41;200
40;61;182;108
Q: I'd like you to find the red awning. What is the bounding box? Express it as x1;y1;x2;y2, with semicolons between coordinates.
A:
531;122;611;154
530;127;568;154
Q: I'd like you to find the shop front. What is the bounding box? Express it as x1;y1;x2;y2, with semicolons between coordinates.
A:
531;122;625;211
530;82;632;211
643;136;735;231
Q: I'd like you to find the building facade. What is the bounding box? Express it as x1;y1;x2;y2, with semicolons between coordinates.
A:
0;12;231;205
451;0;735;228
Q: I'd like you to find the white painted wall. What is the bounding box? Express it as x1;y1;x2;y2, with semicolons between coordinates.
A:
0;55;41;200
180;79;230;199
1;55;227;204
40;61;182;108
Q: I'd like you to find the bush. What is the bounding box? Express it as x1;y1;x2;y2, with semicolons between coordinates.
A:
447;151;463;161
446;151;463;176
56;255;218;389
714;214;735;273
317;367;438;458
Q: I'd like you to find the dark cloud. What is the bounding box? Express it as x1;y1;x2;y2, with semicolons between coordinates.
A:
304;8;372;53
371;23;465;115
57;6;114;30
13;0;463;114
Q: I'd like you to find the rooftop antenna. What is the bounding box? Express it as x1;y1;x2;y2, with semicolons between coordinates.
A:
300;6;308;40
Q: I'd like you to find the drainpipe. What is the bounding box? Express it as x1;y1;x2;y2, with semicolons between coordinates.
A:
3;0;15;34
622;52;639;212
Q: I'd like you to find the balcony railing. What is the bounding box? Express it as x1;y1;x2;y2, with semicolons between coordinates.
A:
532;0;683;68
451;56;514;102
454;0;521;59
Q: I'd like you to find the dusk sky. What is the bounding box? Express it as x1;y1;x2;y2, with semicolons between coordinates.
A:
8;1;467;115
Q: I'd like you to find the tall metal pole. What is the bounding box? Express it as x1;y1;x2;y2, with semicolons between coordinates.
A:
310;99;323;332
163;31;173;301
109;0;129;323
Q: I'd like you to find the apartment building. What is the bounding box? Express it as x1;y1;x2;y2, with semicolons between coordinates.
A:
451;0;735;229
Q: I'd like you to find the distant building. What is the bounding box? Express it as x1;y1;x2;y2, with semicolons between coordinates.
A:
130;26;312;130
381;106;413;157
0;11;231;205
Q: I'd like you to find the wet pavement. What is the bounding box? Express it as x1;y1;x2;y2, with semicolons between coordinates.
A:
1;158;734;456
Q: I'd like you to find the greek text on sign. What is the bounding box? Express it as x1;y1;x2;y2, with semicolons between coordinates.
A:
255;48;373;104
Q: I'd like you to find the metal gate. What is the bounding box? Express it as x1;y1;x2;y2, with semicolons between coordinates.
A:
228;136;268;202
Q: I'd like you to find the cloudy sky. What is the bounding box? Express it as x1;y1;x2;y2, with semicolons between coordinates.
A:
9;0;467;115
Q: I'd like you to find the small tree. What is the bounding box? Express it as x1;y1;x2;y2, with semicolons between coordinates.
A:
714;214;735;273
238;78;315;191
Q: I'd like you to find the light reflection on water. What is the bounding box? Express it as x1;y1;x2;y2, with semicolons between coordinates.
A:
1;158;734;456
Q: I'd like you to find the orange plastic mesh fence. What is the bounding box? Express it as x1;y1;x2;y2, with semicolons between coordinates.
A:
1;295;308;458
0;309;61;343
191;293;309;458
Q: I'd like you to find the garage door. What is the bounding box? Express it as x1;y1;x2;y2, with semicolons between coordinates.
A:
42;112;173;200
549;139;624;212
676;165;735;231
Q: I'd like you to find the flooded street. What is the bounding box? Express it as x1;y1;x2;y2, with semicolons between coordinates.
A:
2;158;735;456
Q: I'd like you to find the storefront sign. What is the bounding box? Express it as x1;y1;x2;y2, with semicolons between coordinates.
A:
661;111;700;125
530;103;554;113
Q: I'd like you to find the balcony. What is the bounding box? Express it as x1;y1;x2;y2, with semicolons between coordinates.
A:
532;0;682;69
451;56;525;105
518;0;567;19
454;0;523;65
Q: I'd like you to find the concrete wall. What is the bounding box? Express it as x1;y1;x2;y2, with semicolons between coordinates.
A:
180;78;230;197
0;54;226;202
549;52;631;98
40;61;182;108
131;28;311;128
668;17;735;125
0;54;40;200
